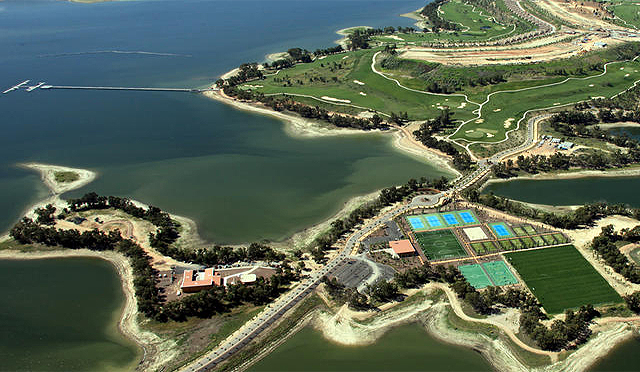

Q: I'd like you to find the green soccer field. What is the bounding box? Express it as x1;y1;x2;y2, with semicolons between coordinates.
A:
506;245;622;314
415;230;468;261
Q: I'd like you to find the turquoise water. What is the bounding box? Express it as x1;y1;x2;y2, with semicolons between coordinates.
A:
0;258;139;371
0;0;438;244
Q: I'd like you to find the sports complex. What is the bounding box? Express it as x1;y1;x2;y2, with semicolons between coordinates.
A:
385;207;622;313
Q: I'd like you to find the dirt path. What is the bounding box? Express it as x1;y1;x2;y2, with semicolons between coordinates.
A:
431;282;560;361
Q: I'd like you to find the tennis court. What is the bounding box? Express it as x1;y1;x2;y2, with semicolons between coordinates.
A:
458;210;477;224
490;223;513;238
407;216;425;230
483;261;518;286
425;214;444;228
442;213;459;225
415;229;468;260
459;264;493;289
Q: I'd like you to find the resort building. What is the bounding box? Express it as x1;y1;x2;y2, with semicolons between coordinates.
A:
180;266;278;293
389;239;416;258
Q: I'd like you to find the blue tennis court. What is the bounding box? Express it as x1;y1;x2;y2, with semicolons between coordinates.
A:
442;213;458;225
458;211;476;224
426;215;442;227
491;223;512;237
407;216;424;230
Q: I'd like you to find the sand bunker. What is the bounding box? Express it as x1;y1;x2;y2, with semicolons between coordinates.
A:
384;35;404;41
457;102;467;109
589;84;594;87
486;133;494;138
321;96;351;103
625;74;630;77
243;84;264;88
353;80;365;85
465;130;474;133
504;118;515;128
318;56;327;60
493;108;501;112
475;119;484;123
359;92;367;96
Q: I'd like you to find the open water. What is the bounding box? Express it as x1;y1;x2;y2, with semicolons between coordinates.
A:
0;0;442;244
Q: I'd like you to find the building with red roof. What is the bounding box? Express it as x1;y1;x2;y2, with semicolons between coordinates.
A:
389;239;416;257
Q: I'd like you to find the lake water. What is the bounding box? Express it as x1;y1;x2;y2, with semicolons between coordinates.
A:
0;257;139;371
0;0;443;244
482;176;640;207
250;324;492;372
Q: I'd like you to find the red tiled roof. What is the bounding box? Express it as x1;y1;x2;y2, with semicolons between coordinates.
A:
389;239;415;254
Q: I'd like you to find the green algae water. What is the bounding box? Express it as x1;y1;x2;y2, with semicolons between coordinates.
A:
0;258;139;371
482;176;640;207
591;335;640;371
250;324;491;371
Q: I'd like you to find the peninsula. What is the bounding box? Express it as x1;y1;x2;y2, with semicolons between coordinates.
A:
6;0;640;371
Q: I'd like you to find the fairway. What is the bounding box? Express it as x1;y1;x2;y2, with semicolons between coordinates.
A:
415;230;467;261
506;245;622;314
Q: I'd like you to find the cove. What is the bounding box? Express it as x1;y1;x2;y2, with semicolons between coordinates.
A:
249;324;492;371
0;257;139;371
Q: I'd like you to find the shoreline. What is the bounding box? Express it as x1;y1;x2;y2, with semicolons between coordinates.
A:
306;279;639;372
482;166;640;190
0;248;177;371
201;90;460;175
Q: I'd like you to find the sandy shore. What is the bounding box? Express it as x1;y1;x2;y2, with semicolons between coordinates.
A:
201;90;459;178
308;280;639;372
0;249;177;371
21;162;96;195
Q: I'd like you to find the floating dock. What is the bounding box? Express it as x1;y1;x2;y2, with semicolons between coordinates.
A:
2;80;30;94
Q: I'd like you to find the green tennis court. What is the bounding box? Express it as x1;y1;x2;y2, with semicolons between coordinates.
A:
459;264;493;289
483;261;518;286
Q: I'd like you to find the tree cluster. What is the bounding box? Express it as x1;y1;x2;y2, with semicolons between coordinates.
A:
590;225;640;283
466;190;640;230
520;305;599;351
321;276;370;310
158;272;295;322
421;0;461;32
68;193;180;249
412;110;474;171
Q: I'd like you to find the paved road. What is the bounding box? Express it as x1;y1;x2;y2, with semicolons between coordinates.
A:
180;48;550;372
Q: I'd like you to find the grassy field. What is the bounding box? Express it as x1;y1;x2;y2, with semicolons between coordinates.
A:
506;245;622;314
611;1;640;29
451;59;640;142
252;49;474;121
373;0;517;44
414;229;468;260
